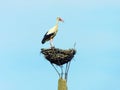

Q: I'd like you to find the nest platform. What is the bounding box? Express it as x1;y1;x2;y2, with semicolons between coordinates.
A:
41;47;76;66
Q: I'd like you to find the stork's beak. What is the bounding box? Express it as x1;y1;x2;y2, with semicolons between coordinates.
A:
59;18;64;22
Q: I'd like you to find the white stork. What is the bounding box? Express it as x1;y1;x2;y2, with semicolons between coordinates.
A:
41;17;64;47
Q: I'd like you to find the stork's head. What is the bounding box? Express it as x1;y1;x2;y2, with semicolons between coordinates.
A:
56;17;64;22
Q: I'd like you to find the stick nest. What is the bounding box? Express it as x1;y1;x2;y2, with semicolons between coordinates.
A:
41;47;76;66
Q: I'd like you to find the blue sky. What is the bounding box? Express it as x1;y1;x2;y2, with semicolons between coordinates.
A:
0;0;120;90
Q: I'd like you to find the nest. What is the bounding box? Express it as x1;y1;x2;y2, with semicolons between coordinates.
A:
41;47;76;66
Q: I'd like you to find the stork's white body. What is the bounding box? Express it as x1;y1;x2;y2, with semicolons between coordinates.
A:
41;17;63;47
47;25;58;35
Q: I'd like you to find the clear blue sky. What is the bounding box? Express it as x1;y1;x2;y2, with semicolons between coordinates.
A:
0;0;120;90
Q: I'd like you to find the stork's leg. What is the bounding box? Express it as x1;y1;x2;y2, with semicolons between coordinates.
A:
50;39;54;48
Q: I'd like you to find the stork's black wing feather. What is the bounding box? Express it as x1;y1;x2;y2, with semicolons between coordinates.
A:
41;32;54;44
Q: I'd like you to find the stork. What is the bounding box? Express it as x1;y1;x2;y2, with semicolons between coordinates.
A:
41;17;64;47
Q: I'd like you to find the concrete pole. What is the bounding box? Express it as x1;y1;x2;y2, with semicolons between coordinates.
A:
58;78;68;90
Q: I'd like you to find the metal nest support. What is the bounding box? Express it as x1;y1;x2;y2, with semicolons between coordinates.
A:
41;47;76;81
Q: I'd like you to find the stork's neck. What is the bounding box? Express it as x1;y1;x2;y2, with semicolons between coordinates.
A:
56;19;59;25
